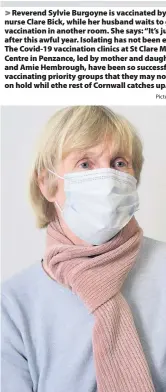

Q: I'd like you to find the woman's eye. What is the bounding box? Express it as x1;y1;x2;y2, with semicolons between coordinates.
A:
79;161;90;169
112;159;127;169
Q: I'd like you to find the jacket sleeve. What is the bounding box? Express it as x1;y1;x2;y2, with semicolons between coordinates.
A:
1;294;33;392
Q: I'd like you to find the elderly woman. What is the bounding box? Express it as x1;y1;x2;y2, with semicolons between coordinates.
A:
1;106;166;392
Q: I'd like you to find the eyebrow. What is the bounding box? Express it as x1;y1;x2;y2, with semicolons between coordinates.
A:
71;150;130;161
71;151;101;161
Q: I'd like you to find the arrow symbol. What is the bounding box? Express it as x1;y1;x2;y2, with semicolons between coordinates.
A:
5;11;10;15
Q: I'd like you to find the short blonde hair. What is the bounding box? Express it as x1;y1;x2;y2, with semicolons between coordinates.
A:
29;106;144;228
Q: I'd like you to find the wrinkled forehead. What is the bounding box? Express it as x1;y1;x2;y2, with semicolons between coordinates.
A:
61;131;133;163
66;142;126;160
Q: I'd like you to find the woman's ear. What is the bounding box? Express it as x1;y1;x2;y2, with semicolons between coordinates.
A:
38;169;57;202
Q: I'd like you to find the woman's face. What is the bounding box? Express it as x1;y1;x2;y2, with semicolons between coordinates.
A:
55;141;134;207
40;141;134;245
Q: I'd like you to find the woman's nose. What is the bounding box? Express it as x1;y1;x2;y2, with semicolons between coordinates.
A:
98;161;111;169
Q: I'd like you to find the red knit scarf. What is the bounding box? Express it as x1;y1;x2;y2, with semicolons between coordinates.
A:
43;217;155;392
